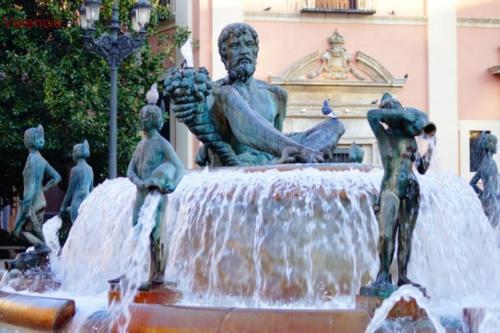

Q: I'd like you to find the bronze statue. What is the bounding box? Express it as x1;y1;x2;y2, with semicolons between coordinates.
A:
59;140;94;248
348;143;364;163
127;84;184;287
13;125;61;251
364;93;435;297
60;140;94;222
470;132;499;226
164;23;345;167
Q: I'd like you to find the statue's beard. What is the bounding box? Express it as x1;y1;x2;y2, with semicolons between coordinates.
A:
228;62;255;83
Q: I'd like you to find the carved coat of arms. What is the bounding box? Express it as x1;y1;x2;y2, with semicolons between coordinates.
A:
308;29;364;80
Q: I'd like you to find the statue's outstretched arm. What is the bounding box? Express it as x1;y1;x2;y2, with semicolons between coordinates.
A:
470;171;483;195
43;163;61;192
219;86;308;156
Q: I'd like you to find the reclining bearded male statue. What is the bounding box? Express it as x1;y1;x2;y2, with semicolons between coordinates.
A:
164;23;346;167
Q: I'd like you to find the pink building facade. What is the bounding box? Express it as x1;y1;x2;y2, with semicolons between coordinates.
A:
168;0;500;178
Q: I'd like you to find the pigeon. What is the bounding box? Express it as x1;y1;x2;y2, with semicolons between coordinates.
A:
321;99;336;118
146;83;159;105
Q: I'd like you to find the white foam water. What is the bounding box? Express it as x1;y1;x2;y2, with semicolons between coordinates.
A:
52;178;136;295
109;191;161;333
2;165;499;332
365;285;445;333
163;167;381;307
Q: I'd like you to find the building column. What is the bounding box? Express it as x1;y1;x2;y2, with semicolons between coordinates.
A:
173;0;195;168
427;0;459;173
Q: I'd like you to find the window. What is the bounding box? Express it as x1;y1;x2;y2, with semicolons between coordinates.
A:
301;0;376;14
331;148;350;163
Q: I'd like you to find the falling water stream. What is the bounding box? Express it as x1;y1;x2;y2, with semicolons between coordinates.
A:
1;165;499;332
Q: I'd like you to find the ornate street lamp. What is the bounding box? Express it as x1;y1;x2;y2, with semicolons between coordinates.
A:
79;0;152;178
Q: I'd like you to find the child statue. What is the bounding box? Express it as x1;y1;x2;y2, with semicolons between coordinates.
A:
13;125;61;250
58;140;94;247
470;132;499;226
60;140;94;222
363;93;435;297
127;84;184;287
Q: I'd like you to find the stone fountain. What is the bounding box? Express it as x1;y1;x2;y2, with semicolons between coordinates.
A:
1;23;499;333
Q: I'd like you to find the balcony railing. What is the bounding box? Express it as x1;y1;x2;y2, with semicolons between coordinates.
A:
300;0;376;14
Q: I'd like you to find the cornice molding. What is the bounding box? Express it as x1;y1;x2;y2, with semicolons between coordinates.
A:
244;12;500;29
244;11;427;26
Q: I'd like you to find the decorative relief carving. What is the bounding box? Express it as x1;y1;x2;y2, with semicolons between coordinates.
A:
270;29;406;86
307;30;365;81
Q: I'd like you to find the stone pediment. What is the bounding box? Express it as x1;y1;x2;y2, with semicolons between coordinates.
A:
270;30;406;87
267;30;407;166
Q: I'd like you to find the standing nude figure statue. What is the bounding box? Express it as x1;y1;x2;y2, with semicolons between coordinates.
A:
60;140;94;222
470;133;499;226
13;125;61;251
364;93;435;297
127;85;184;287
58;140;94;248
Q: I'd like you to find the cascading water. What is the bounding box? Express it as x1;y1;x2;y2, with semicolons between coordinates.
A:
163;166;381;307
53;178;136;295
109;192;161;333
45;179;162;332
2;164;500;332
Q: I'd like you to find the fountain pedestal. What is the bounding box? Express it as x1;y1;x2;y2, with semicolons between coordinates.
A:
108;280;182;306
356;294;428;320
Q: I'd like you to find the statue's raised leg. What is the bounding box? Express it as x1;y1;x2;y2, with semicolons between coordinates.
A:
286;118;345;161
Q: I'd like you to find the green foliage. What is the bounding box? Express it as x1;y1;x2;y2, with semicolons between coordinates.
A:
0;0;186;208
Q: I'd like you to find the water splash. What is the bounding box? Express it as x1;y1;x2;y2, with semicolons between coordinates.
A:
477;310;500;333
365;285;445;333
42;215;62;264
109;191;161;333
53;178;136;295
410;172;500;315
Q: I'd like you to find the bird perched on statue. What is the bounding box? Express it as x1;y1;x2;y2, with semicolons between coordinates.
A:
146;83;159;105
321;99;336;118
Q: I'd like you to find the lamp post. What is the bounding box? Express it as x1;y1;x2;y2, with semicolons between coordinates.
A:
80;0;152;178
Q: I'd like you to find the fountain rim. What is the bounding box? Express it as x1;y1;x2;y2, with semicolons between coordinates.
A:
187;162;378;174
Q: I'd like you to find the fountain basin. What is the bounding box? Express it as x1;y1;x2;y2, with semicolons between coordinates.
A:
0;291;75;331
81;303;371;333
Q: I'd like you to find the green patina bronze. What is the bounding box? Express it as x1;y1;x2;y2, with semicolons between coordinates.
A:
59;140;94;248
363;93;435;297
470;132;499;226
13;125;61;250
127;84;184;286
348;143;364;163
60;140;94;222
164;23;345;167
